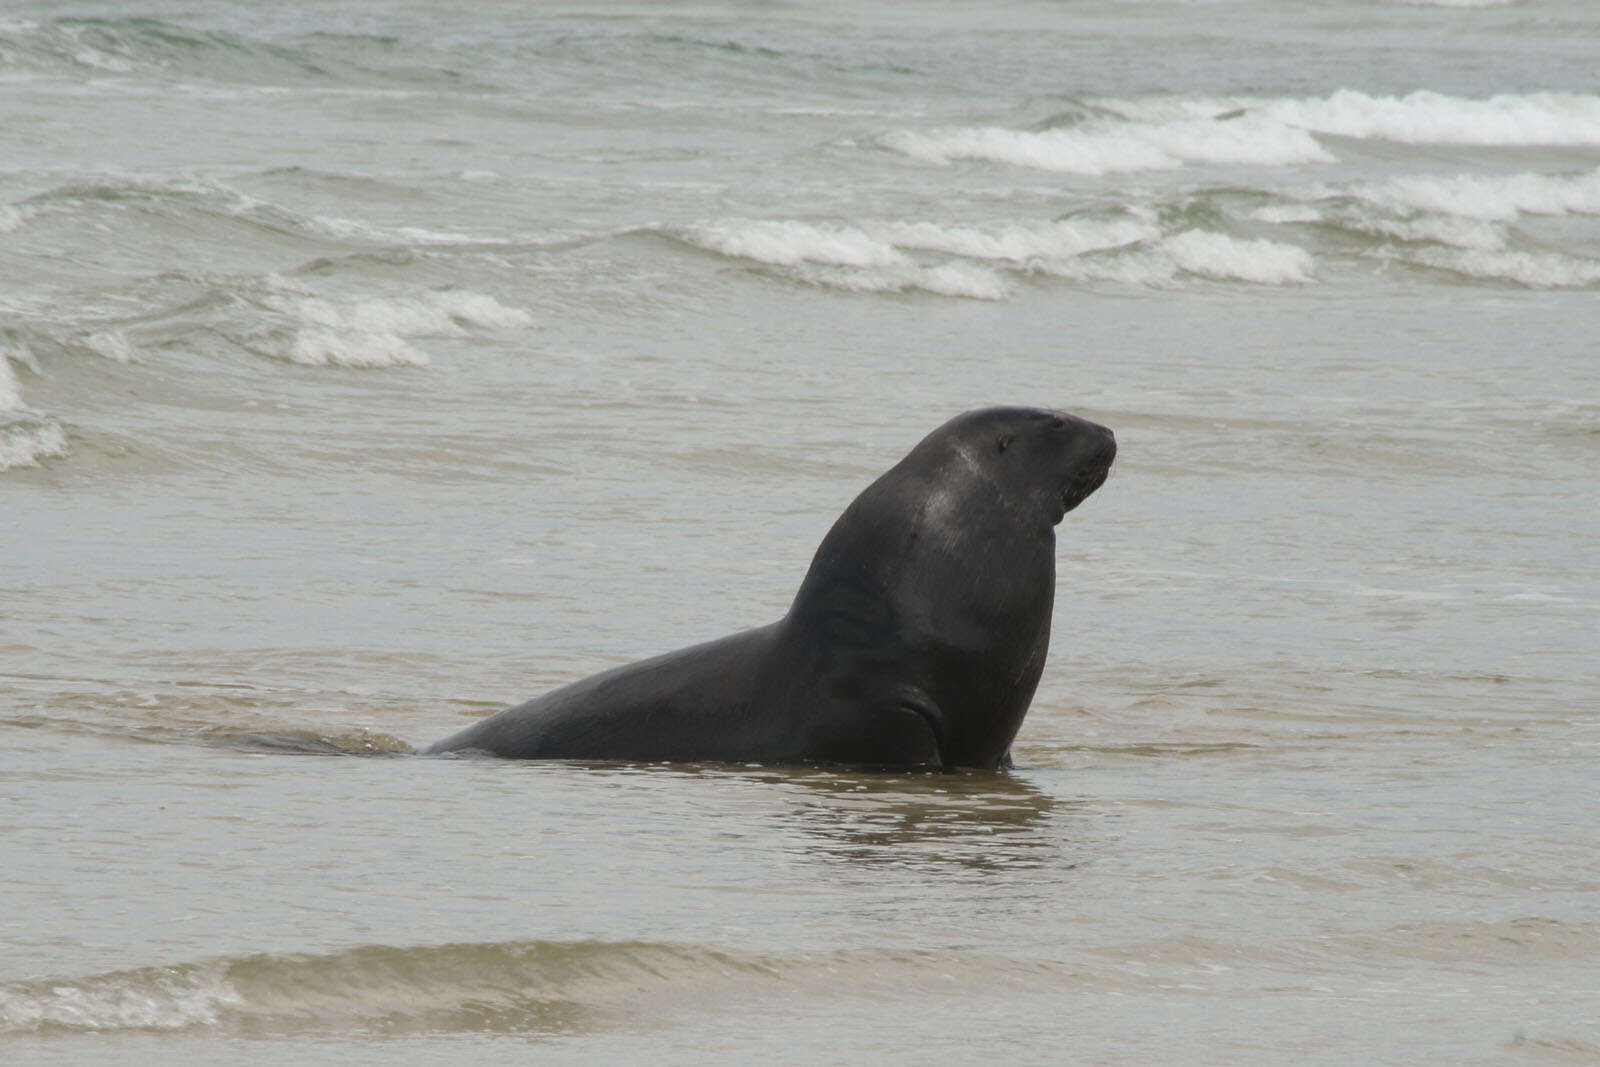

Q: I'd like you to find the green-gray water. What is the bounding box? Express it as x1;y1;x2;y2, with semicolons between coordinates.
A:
3;1;1597;1061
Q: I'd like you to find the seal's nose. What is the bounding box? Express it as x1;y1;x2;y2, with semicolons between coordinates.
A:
1096;423;1117;465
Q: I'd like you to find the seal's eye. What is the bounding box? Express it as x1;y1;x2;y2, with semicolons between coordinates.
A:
996;434;1014;454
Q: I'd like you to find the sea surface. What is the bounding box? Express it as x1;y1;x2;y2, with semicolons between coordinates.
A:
2;0;1598;1062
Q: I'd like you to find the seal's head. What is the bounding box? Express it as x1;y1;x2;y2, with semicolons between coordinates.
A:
914;406;1116;528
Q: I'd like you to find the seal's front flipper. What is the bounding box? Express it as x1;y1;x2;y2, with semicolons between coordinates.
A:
867;703;944;769
808;701;943;769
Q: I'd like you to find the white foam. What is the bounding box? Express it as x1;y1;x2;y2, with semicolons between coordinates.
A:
882;113;1333;175
1251;205;1322;224
0;204;24;232
1398;247;1600;288
1030;230;1318;287
919;262;1013;300
82;330;138;363
287;328;430;368
685;219;1033;298
1352;215;1506;250
688;219;911;268
426;290;536;329
272;290;532;335
690;217;1158;270
1126;90;1600;147
1031;230;1315;287
303;216;368;241
0;348;24;410
687;216;1312;295
883;126;1174;175
72;49;133;73
392;225;507;245
259;290;529;369
685;218;1141;298
796;261;1012;301
276;296;461;338
1163;230;1316;284
1034;249;1180;288
871;218;1157;261
1351;169;1600;221
0;420;68;470
0;968;242;1031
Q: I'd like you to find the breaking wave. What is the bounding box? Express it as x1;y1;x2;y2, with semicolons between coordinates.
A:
1384;246;1600;288
0;346;26;411
6;916;1595;1036
1100;90;1600;147
0;344;69;471
247;287;534;368
881;113;1334;175
0;418;69;472
676;218;1313;295
81;330;139;364
0;938;1054;1036
1334;168;1600;222
882;92;1600;177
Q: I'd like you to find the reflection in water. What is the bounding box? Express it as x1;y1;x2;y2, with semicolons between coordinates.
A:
472;759;1094;879
769;769;1084;876
574;763;1088;876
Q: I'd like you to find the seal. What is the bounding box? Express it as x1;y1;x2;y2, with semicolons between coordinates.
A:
423;407;1115;770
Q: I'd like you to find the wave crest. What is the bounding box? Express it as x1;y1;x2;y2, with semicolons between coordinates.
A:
245;286;533;368
1347;168;1600;222
0;939;932;1035
676;218;1312;297
882;113;1334;176
0;417;69;471
882;92;1600;179
0;344;69;471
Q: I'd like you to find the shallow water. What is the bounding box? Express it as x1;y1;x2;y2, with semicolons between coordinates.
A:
3;0;1598;1062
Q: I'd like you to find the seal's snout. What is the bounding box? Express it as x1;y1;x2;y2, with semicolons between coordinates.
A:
1097;424;1117;470
1057;420;1116;517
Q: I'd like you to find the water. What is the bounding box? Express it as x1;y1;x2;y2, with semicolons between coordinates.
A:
2;0;1598;1061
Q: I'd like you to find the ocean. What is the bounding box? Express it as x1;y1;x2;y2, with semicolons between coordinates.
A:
2;0;1597;1062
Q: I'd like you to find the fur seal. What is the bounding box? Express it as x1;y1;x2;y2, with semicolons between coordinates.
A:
423;407;1115;770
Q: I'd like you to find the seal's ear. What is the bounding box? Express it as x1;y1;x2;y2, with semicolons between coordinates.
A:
996;434;1014;454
